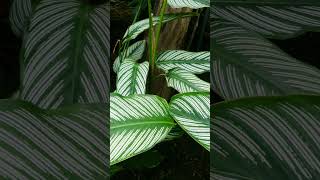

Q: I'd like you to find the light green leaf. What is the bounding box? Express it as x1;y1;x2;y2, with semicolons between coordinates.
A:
211;19;320;100
212;95;320;179
20;0;110;109
122;13;196;43
214;0;320;6
110;94;175;165
0;100;108;178
166;68;210;93
156;50;210;74
170;92;210;151
212;5;320;39
116;61;149;96
168;0;209;9
113;40;146;73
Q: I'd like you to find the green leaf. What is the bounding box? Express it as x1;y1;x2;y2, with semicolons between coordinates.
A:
20;0;110;109
211;19;320;100
0;100;108;178
163;124;184;141
166;68;210;93
113;40;146;73
168;0;209;8
122;13;196;43
213;0;320;5
156;50;210;74
212;5;320;39
9;0;38;37
212;95;320;179
110;94;175;165
116;61;149;96
170;92;210;151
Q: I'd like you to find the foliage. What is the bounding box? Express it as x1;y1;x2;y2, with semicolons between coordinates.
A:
211;1;320;179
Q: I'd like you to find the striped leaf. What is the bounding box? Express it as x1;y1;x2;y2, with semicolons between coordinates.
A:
168;0;209;9
0;100;108;179
9;0;36;37
214;0;320;5
166;68;210;93
113;40;146;73
212;5;320;39
211;20;320;100
170;92;210;150
122;13;196;43
211;95;320;179
116;61;149;96
20;0;110;109
110;94;175;165
156;50;210;74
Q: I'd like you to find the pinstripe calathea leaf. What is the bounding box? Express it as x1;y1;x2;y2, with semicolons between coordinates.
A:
168;0;209;9
170;92;210;150
110;94;175;165
212;1;320;39
122;13;196;43
156;50;210;74
211;19;320;100
113;40;146;73
211;95;320;179
0;100;108;179
9;0;37;37
20;0;110;109
166;68;210;93
116;61;149;96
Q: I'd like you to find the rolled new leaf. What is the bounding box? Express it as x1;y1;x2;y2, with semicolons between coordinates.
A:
116;61;149;96
212;95;320;179
166;68;210;93
211;20;320;100
169;92;210;150
110;94;175;165
0;100;108;178
113;40;146;73
168;0;209;9
156;50;210;74
20;0;110;109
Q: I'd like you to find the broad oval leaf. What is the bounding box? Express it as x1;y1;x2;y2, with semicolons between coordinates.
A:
122;13;196;43
212;5;320;39
9;0;35;37
116;61;149;96
156;50;210;74
166;68;210;93
20;0;110;109
113;40;146;73
170;92;210;150
211;95;320;179
211;20;320;100
214;0;320;5
168;0;209;9
0;100;108;178
110;94;175;165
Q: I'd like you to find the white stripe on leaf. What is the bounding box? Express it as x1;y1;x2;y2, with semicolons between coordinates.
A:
168;0;209;9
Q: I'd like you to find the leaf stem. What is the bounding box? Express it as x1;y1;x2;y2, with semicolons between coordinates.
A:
147;0;154;75
154;0;167;61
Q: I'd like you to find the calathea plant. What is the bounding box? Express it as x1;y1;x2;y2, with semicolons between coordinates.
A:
1;0;109;178
211;0;320;179
110;0;211;170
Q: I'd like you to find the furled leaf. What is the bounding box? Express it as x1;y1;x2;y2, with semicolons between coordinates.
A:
122;13;196;43
156;50;210;74
113;40;146;73
168;0;209;9
211;19;320;100
20;0;110;109
170;92;210;150
9;0;36;37
212;95;320;179
212;5;320;39
110;94;175;165
116;61;149;96
0;100;108;179
166;68;210;93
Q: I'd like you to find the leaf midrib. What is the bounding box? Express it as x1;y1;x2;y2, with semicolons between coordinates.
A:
111;119;175;130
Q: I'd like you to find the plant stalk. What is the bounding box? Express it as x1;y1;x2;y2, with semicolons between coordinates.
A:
147;0;155;75
153;0;167;60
